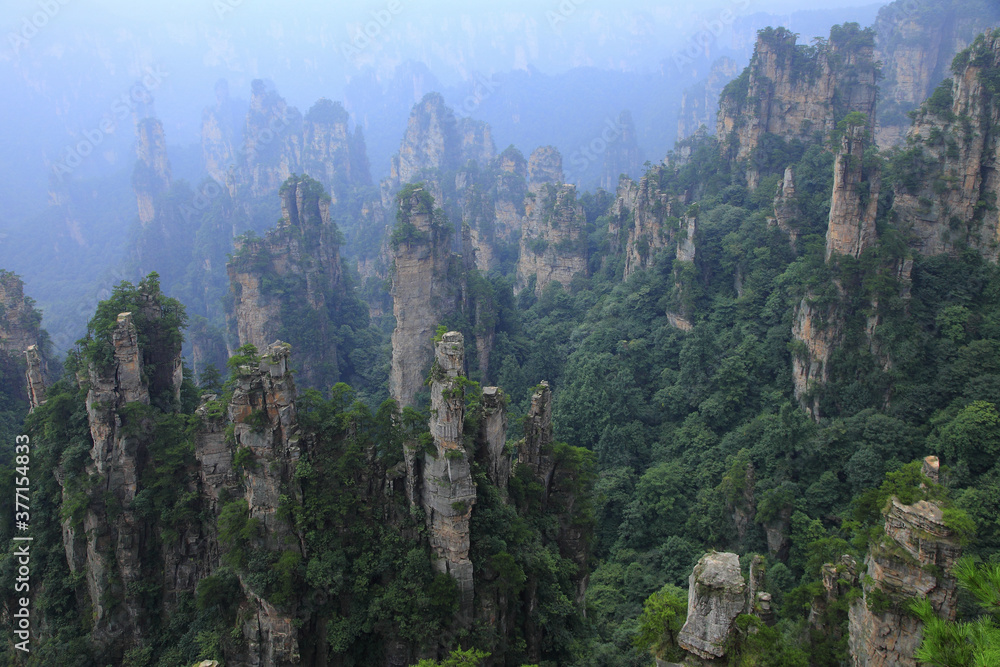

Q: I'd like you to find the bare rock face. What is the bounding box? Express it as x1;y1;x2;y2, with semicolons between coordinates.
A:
874;0;1000;149
389;186;461;411
133;117;172;225
610;173;678;280
201;79;241;186
301;98;372;205
519;382;555;492
717;25;878;187
891;30;1000;261
389;92;495;191
457;116;496;167
24;345;46;410
464;146;529;274
477;387;511;493
225;175;346;389
791;296;841;420
422;332;477;624
0;271;44;359
770;166;799;247
678;57;741;141
229;342;302;551
676;213;697;264
209;81;368;208
528;146;564;186
600;110;643;191
516;182;588;294
224;341;303;666
826;124;880;260
677;552;747;660
81;306;187;644
848;494;962;667
232;79;303;201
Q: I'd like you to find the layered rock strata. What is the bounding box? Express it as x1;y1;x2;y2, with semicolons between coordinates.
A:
516;181;588;294
226;175;346;388
677;552;748;661
848;475;961;665
422;332;477;624
826;124;880;260
891;30;1000;261
24;345;46;410
717;24;878;187
874;0;1000;148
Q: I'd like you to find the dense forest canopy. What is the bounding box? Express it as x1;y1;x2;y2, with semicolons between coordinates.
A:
1;1;1000;666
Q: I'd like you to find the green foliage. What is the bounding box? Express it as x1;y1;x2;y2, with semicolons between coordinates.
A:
632;584;687;661
912;558;1000;666
413;648;491;667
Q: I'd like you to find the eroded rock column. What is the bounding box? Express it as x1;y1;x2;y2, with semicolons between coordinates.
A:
422;331;476;624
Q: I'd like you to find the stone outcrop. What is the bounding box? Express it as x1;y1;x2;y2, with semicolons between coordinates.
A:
228;342;302;551
225;175;346;389
133;117;172;225
874;0;1000;148
209;81;370;207
678;57;741;141
388;92;495;194
600;110;643;191
0;270;44;359
770;166;800;247
610;171;678;280
230;79;303;201
77;303;189;646
466;146;529;273
528;146;563;186
826;124;881;260
891;30;1000;261
389;186;462;412
301;98;372;205
519;382;556;502
848;475;962;666
24;345;46;410
791;296;841;420
201;79;242;186
422;332;477;624
477;387;511;494
717;24;878;188
227;342;303;665
516;180;588;294
677;552;748;660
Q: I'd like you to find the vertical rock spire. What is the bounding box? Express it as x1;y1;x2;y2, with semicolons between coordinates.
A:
422;331;476;624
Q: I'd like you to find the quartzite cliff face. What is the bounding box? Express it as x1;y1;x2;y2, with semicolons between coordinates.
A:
133;117;172;225
422;332;477;624
226;175;347;389
874;0;1000;148
516;148;588;294
891;29;1000;261
848;457;962;667
218;81;370;206
717;24;878;188
388;186;462;411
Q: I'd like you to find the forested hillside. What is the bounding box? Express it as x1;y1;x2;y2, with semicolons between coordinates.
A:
1;1;999;666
